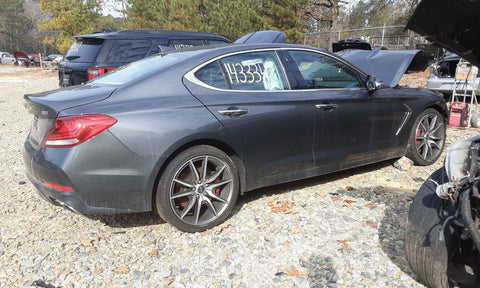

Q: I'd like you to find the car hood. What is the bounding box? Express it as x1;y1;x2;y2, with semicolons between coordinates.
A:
336;49;421;87
407;0;480;67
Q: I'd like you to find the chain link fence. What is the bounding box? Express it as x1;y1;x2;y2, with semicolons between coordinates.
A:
304;25;430;52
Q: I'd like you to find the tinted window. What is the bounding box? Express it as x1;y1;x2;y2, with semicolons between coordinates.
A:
64;38;104;63
289;50;362;89
195;51;288;91
195;61;228;89
105;40;152;64
91;53;186;85
168;39;206;50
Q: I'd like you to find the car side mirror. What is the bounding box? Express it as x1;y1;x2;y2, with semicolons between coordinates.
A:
366;75;383;92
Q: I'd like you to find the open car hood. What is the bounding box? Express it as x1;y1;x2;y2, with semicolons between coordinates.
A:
407;0;480;67
336;49;422;87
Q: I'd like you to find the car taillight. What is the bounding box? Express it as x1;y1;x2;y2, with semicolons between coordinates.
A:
43;114;117;148
87;67;116;80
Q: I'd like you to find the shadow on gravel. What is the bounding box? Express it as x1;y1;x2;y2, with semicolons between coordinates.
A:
235;159;421;283
236;159;395;209
86;212;165;228
340;185;419;279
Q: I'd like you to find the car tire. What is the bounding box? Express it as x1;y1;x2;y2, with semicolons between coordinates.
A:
405;168;480;288
406;108;446;166
156;145;239;232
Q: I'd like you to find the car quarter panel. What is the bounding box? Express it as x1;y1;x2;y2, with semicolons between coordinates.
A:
62;75;233;158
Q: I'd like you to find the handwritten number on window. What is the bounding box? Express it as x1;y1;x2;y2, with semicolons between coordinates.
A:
224;63;265;85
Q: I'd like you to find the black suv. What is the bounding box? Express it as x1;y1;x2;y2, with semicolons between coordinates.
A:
58;29;231;86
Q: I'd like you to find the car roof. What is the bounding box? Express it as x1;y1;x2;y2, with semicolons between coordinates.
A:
73;29;232;43
179;42;326;54
159;43;362;75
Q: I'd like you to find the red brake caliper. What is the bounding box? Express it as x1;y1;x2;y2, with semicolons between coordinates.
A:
214;177;221;195
416;128;422;145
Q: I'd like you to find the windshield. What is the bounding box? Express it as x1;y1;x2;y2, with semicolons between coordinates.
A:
90;52;189;85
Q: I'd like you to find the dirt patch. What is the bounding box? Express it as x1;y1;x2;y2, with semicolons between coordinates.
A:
399;67;430;88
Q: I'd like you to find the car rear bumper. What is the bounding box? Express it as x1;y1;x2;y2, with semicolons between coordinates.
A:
23;132;160;215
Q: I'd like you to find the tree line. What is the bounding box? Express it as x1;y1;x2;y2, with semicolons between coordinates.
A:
0;0;419;55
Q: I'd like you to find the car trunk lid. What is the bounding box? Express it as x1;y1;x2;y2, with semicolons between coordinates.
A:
24;85;116;150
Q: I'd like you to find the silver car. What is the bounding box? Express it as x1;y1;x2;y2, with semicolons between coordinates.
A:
0;53;15;65
427;52;480;96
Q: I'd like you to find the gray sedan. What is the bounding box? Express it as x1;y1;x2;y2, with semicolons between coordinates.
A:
23;43;447;232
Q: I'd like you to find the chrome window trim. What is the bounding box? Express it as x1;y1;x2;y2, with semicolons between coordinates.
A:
184;47;367;93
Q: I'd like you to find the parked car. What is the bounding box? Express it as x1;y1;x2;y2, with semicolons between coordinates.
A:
406;0;480;287
58;29;231;87
29;54;41;67
332;38;372;52
1;52;15;65
14;51;30;67
427;51;480;97
45;54;63;62
24;43;447;232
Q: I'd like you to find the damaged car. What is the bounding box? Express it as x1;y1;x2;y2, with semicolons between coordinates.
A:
23;43;447;232
405;0;480;287
427;51;480;97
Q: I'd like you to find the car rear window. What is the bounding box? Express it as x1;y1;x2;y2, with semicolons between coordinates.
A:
90;53;186;85
65;38;104;63
105;39;152;64
168;39;207;50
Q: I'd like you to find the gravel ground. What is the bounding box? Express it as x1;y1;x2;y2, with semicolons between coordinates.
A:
1;68;479;288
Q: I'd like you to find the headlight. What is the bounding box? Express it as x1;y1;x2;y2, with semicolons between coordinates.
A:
444;135;480;181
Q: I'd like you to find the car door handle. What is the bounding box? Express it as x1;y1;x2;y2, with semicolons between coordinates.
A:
315;104;338;110
218;109;249;116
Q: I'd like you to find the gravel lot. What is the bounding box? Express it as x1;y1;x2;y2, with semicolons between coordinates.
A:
1;68;479;288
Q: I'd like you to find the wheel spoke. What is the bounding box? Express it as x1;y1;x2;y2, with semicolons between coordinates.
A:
209;179;232;190
428;116;437;132
430;124;442;135
170;190;195;199
203;197;218;216
201;156;208;182
420;121;428;132
173;178;194;188
417;139;426;150
422;143;431;159
207;191;229;204
180;195;197;219
189;160;200;183
205;165;226;184
194;195;203;224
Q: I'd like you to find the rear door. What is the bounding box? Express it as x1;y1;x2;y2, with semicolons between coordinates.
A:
183;50;315;189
